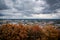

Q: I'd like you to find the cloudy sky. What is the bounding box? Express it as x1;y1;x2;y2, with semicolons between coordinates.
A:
0;0;60;19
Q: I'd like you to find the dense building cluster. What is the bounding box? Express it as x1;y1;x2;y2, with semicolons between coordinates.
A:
0;23;60;40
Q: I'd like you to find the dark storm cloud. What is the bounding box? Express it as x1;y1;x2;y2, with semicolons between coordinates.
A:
46;0;58;5
0;13;4;16
44;0;60;13
0;0;9;10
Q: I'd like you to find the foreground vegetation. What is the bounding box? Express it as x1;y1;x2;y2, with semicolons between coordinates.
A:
0;23;60;40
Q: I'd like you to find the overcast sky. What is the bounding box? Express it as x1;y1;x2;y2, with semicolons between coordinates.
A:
0;0;60;19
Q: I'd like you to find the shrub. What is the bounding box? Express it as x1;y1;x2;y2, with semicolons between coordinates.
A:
0;24;59;40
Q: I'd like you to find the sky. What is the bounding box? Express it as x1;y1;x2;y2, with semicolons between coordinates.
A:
0;0;60;19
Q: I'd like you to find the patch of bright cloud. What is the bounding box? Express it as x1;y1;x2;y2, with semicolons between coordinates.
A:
32;13;60;19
